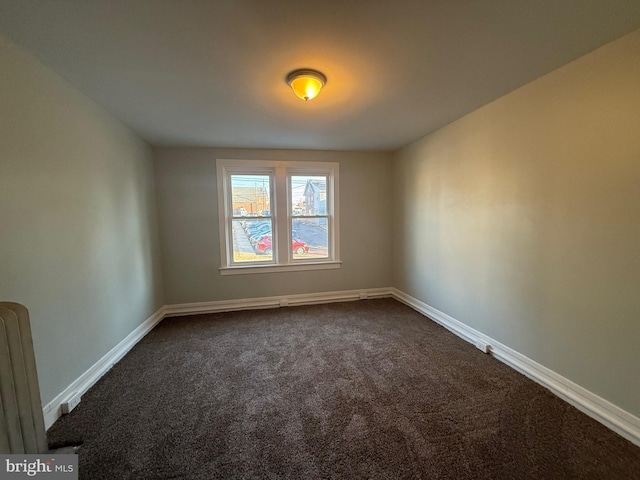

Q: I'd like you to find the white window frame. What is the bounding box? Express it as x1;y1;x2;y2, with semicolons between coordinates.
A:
216;159;340;275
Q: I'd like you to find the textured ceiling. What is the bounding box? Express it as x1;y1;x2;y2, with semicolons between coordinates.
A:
1;0;639;150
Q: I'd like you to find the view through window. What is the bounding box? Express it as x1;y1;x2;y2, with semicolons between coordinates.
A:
230;174;273;263
291;175;329;260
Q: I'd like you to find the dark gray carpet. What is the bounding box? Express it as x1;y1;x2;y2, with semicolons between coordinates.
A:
48;298;640;479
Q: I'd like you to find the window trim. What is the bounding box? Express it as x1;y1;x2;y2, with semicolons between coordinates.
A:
216;159;340;275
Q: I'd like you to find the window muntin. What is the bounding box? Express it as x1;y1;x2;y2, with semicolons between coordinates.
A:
217;160;339;274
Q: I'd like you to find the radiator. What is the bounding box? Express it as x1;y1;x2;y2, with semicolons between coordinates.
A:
0;302;48;453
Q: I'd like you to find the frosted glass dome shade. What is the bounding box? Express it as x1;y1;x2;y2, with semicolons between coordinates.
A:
286;69;327;101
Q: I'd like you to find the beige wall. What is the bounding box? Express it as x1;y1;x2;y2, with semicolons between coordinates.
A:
393;30;640;417
0;34;164;406
154;147;393;304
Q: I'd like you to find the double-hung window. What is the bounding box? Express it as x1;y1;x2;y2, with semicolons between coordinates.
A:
216;159;340;274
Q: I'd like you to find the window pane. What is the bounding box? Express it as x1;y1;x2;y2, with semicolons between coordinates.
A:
292;217;328;259
291;175;327;216
231;174;270;217
232;218;272;262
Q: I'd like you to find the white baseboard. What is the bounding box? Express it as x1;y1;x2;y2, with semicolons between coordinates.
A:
390;288;640;448
43;287;640;449
162;287;394;317
42;307;166;430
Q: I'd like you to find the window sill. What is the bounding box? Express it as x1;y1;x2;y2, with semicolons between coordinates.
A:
219;261;342;275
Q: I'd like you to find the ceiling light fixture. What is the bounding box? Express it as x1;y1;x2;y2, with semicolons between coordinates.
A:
286;69;327;101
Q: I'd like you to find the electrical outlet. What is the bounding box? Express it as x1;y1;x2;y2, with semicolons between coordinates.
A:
475;341;492;354
61;393;81;414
